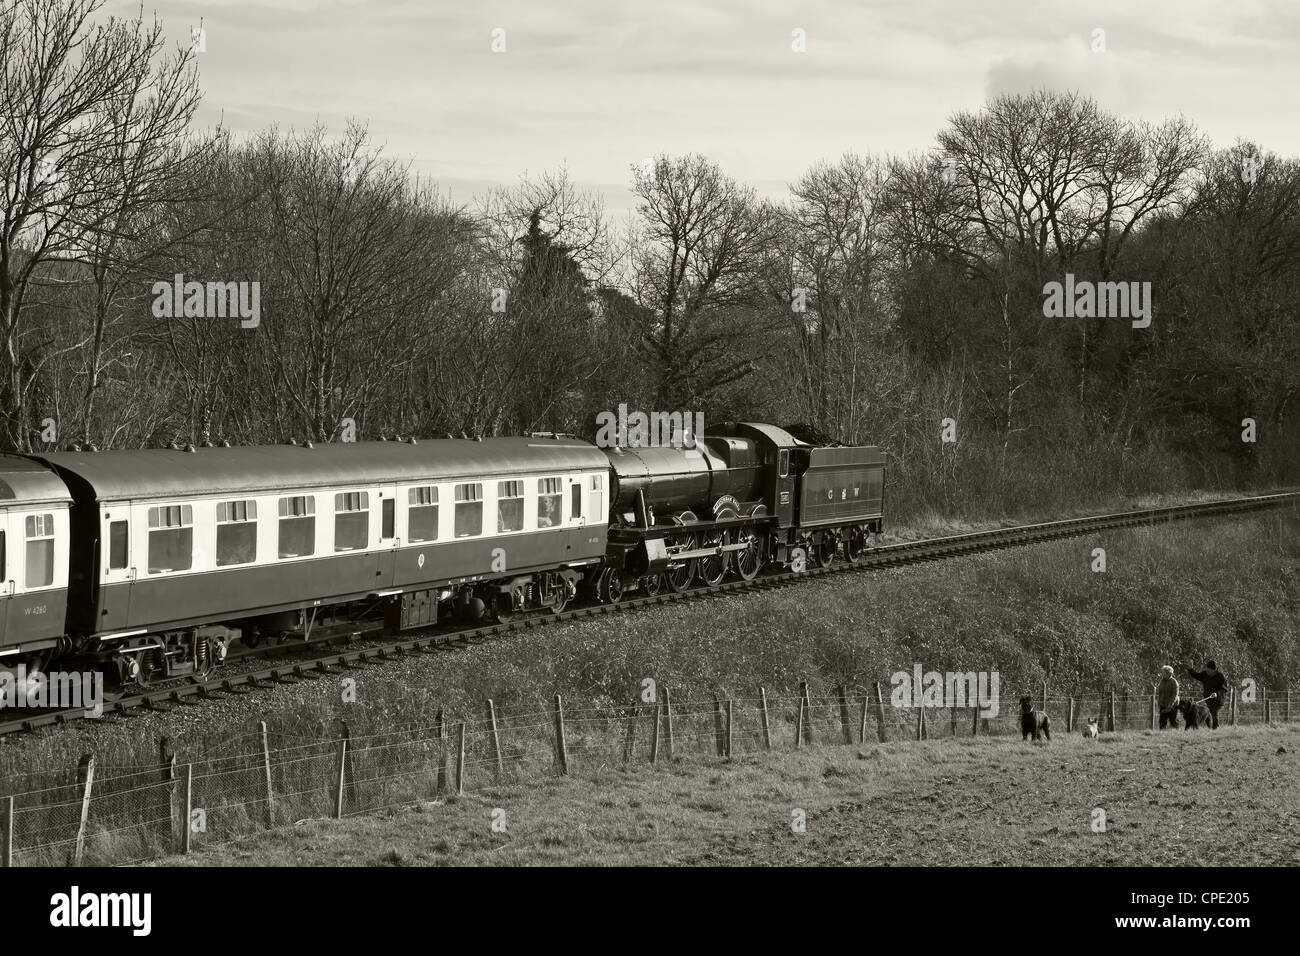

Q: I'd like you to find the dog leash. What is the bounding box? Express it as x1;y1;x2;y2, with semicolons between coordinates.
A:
1187;693;1217;705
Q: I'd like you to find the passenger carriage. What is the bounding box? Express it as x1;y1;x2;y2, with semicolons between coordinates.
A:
0;457;72;674
33;438;609;685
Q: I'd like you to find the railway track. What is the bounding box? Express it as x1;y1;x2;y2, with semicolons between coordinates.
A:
2;490;1296;737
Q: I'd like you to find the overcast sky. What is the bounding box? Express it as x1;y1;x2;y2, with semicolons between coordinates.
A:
113;0;1300;218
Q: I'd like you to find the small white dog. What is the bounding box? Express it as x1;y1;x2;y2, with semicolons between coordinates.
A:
1082;718;1100;738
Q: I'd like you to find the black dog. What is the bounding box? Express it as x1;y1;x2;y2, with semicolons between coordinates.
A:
1020;696;1051;741
1178;698;1212;730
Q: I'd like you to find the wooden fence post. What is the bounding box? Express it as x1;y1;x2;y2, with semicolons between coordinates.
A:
800;682;813;744
663;687;674;759
725;699;733;758
759;687;772;750
1108;691;1116;732
456;722;466;794
182;764;193;855
1150;694;1157;731
259;722;274;828
972;705;979;736
158;737;177;844
341;720;356;809
72;754;94;866
435;708;447;794
1067;697;1075;734
858;696;868;744
1264;696;1272;725
1287;692;1292;724
2;795;11;868
875;682;888;743
553;694;568;775
712;695;725;757
836;685;853;744
916;704;925;741
333;729;348;818
795;694;806;749
623;704;639;767
1230;687;1237;726
487;700;503;781
650;698;661;765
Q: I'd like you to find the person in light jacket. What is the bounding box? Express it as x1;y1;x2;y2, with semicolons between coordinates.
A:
1157;665;1179;729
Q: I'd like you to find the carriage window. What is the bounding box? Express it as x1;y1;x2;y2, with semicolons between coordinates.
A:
216;500;257;567
108;520;128;570
497;480;524;533
408;486;439;542
778;449;790;478
454;483;482;538
570;482;582;520
146;505;192;575
278;495;316;558
537;478;562;528
381;499;395;539
334;491;369;551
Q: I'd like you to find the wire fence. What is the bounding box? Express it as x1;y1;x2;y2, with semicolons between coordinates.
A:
1;681;1294;866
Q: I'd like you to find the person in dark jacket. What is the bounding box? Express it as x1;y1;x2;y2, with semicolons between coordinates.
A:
1187;660;1227;728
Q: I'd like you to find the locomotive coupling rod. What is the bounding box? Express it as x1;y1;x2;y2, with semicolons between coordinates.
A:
671;541;749;561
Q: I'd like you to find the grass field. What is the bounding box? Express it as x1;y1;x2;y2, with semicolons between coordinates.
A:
162;723;1300;867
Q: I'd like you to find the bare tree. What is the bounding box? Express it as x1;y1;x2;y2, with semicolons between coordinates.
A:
629;154;774;409
0;0;203;450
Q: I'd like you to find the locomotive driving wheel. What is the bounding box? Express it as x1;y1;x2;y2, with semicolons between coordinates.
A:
733;527;766;581
697;530;728;586
664;532;695;592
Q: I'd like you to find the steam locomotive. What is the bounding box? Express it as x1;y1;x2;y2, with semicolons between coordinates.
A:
0;423;883;688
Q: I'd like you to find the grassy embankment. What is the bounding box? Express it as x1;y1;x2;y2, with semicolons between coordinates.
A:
164;722;1300;866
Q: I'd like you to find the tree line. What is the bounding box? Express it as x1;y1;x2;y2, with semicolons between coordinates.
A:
4;0;1298;519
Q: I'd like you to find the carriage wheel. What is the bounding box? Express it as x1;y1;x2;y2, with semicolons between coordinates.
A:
642;573;664;597
698;530;728;586
547;584;568;615
492;592;516;624
188;639;216;684
844;525;869;562
664;533;695;592
733;528;766;581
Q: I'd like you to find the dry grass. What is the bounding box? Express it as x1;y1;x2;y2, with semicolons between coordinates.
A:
158;723;1300;866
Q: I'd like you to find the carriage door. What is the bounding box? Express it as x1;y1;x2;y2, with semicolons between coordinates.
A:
100;504;135;629
375;486;398;590
569;478;585;528
0;509;11;646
